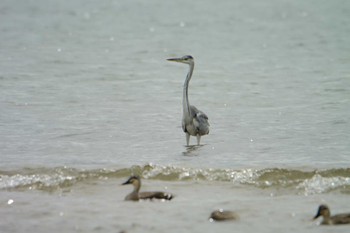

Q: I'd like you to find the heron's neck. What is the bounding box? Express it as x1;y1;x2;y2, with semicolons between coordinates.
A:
183;63;194;115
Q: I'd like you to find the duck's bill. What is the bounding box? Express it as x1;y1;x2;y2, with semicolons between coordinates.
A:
122;180;130;185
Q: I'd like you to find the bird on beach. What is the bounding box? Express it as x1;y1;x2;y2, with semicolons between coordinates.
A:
313;204;350;225
122;176;173;201
209;209;239;222
167;55;210;146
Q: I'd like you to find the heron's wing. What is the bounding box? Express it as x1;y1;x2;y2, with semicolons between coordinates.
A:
189;105;209;121
189;105;200;118
196;111;209;121
191;106;210;135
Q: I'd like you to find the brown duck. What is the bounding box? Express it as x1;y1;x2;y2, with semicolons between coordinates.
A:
209;209;239;222
122;176;173;201
313;204;350;225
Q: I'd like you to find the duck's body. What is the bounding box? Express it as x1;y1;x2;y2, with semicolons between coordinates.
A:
209;209;238;222
122;176;173;201
314;205;350;225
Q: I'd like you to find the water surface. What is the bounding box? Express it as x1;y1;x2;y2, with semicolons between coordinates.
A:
1;0;350;232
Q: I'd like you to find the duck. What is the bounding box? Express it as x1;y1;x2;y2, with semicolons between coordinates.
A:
209;209;239;222
122;176;173;201
313;204;350;225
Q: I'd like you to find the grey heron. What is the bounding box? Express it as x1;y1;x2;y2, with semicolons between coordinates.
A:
167;55;209;146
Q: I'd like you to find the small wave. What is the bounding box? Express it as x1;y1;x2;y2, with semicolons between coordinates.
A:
0;167;130;191
297;174;350;195
1;165;349;195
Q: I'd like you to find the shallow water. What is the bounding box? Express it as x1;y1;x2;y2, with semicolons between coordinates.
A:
1;171;350;233
1;0;350;232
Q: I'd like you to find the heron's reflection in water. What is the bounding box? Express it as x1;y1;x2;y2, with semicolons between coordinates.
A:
182;145;204;156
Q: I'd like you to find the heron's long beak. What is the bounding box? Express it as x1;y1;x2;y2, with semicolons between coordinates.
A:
167;58;182;62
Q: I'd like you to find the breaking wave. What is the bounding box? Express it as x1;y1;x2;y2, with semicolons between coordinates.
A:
1;164;349;195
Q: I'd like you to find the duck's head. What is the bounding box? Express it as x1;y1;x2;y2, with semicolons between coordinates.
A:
122;176;141;187
314;204;330;219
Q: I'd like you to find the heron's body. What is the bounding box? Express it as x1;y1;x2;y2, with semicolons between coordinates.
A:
167;55;209;146
122;176;173;201
313;205;350;225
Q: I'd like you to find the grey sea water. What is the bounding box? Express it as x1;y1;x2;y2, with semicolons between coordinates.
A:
1;0;350;232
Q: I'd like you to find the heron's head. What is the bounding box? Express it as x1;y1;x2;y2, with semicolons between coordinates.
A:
167;55;194;65
122;176;141;187
313;205;330;219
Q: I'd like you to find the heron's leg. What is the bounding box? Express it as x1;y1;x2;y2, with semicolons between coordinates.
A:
186;133;190;146
196;135;201;145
